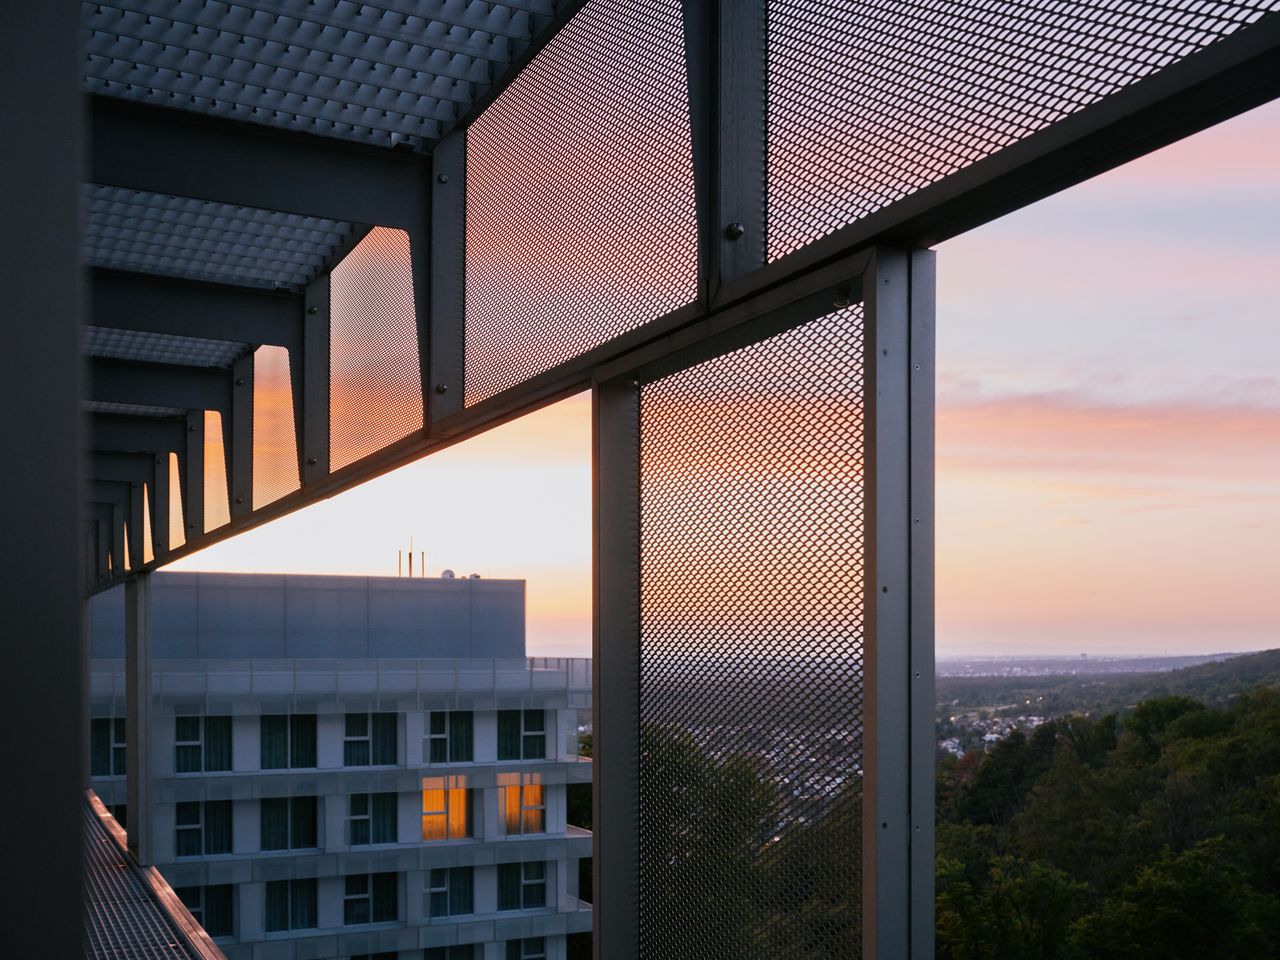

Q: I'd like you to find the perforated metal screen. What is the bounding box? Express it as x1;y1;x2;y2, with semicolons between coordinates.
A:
329;227;423;471
203;410;230;531
639;304;867;958
766;0;1280;260
252;345;300;509
464;0;699;406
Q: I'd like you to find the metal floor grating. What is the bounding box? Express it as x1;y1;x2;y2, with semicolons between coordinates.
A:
84;800;207;960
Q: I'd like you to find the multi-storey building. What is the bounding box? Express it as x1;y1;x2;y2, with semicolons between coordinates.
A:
89;571;592;960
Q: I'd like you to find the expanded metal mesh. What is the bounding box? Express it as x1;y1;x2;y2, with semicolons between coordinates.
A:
168;452;186;550
464;0;699;406
252;345;300;509
329;227;423;471
766;0;1280;259
639;304;867;958
203;410;230;531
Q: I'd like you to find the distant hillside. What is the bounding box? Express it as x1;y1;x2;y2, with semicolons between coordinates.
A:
937;647;1280;719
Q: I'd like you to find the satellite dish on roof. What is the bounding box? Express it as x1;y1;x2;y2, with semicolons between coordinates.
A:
441;569;455;579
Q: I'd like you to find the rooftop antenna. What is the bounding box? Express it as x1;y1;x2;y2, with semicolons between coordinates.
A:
408;536;414;578
420;551;425;577
398;549;402;577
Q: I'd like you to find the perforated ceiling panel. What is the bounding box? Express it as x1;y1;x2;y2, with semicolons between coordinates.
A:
639;304;867;957
86;401;188;418
766;0;1280;260
464;0;698;406
85;185;352;290
84;326;248;368
82;0;557;150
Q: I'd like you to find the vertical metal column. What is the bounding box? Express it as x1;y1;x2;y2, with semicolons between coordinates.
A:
0;6;84;951
153;453;170;556
128;480;147;569
428;130;467;426
184;410;205;537
231;353;254;517
125;572;153;864
862;247;935;960
592;378;641;960
302;275;331;485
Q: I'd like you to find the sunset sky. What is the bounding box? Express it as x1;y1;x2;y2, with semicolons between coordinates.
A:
169;98;1280;659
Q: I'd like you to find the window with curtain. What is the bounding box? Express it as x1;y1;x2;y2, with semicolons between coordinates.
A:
428;866;474;918
427;710;475;763
90;718;126;777
343;873;398;925
507;938;548;960
175;716;232;772
265;878;317;932
260;714;317;769
176;885;234;938
497;861;547;911
176;800;232;856
260;796;317;851
497;710;546;760
499;773;546;835
421;776;472;841
347;792;397;845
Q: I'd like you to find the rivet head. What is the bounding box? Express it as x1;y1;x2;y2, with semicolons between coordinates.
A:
307;305;318;315
235;496;244;504
306;457;317;466
188;425;196;432
435;383;448;394
235;377;245;386
723;221;745;241
437;173;449;184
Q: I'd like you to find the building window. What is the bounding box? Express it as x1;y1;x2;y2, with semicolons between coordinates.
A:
91;718;126;777
499;773;546;835
175;800;232;856
427;710;474;763
175;716;232;772
343;872;398;925
260;796;317;851
507;938;548;960
347;792;397;845
264;878;317;932
175;884;235;938
351;954;399;960
260;714;317;769
426;948;476;960
498;710;545;760
497;861;547;911
427;866;474;918
421;776;472;841
344;712;397;766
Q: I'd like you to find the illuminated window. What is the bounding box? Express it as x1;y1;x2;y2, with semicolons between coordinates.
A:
345;712;397;766
427;866;474;918
499;773;546;836
347;792;397;845
421;776;473;841
497;861;547;911
498;710;546;760
343;873;398;925
175;715;231;772
426;710;474;763
90;718;126;777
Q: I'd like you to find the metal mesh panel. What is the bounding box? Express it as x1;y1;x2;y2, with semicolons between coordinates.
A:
84;325;248;368
639;304;866;958
142;483;154;564
168;452;186;550
766;0;1280;259
203;410;230;531
329;227;423;471
464;0;698;406
252;345;300;508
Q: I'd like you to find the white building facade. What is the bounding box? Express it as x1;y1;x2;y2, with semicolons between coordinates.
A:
90;572;592;960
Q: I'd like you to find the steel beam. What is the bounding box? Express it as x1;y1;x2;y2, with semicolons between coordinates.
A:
152;453;172;556
90;97;428;228
91;413;187;455
91;268;302;350
427;130;468;427
184;412;206;540
301;276;331;484
125;573;153;864
90;358;234;418
230;353;254;518
91;452;155;485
